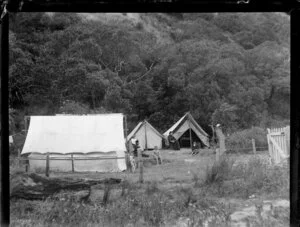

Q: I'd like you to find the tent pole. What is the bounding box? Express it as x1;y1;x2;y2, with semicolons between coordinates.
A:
189;118;192;151
24;116;29;131
124;115;129;170
45;153;50;177
124;115;128;151
144;121;147;150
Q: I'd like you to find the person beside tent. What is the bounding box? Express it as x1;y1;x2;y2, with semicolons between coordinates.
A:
168;131;180;150
130;136;138;157
127;120;164;150
135;140;149;158
191;142;200;155
153;146;162;164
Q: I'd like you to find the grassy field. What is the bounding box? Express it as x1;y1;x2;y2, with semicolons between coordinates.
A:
10;149;289;227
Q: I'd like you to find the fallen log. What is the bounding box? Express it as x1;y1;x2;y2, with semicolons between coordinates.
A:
10;172;122;200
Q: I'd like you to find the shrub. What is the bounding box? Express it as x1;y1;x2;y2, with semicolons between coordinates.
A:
227;127;268;151
221;156;289;198
145;181;159;195
204;156;235;185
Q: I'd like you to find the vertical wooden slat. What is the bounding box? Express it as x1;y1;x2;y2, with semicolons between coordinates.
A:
286;126;290;156
282;131;286;156
281;128;284;152
278;132;282;157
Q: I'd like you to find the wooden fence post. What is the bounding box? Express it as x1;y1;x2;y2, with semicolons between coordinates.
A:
252;139;256;155
46;153;50;177
25;163;29;172
285;126;290;156
71;154;74;173
216;125;226;156
216;148;220;162
138;149;144;183
18;148;21;167
24;116;28;132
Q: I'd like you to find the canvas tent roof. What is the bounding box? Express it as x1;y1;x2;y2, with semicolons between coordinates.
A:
21;114;127;155
163;112;209;147
127;120;163;140
127;120;164;150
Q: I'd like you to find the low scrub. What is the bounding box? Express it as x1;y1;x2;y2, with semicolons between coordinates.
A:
203;156;235;185
227;127;268;151
11;182;233;227
235;157;289;197
200;156;289;199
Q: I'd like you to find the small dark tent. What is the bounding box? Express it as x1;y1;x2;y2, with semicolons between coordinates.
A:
163;112;209;148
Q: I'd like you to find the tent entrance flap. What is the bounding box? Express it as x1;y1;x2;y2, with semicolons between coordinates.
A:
163;113;210;147
178;130;205;148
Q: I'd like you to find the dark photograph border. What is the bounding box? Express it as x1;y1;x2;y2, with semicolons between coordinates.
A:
1;1;299;226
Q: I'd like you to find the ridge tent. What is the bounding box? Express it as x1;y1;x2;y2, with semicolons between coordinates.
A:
21;114;127;172
127;120;164;150
164;112;210;148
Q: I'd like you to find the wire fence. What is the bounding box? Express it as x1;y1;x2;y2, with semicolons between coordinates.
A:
12;134;270;185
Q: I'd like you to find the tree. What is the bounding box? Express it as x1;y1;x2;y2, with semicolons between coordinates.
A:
211;102;239;133
58;100;90;115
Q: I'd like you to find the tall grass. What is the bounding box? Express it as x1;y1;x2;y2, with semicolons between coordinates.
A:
11;182;235;227
203;156;235;185
198;155;289;199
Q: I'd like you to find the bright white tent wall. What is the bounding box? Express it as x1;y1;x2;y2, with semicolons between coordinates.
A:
163;112;210;147
21;114;127;172
127;120;164;150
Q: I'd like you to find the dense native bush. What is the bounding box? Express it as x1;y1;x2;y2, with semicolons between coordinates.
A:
9;13;289;134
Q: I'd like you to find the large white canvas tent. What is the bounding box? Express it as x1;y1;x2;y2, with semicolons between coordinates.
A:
164;112;210;147
21;114;127;172
127;120;164;150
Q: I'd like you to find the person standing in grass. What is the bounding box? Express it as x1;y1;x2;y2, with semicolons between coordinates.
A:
168;131;180;150
191;141;200;155
215;124;226;159
135;140;149;158
153;146;162;164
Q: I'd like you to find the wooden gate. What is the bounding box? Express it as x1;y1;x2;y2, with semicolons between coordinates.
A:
267;126;290;164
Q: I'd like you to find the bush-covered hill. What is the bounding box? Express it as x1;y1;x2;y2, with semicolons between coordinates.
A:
8;13;290;134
